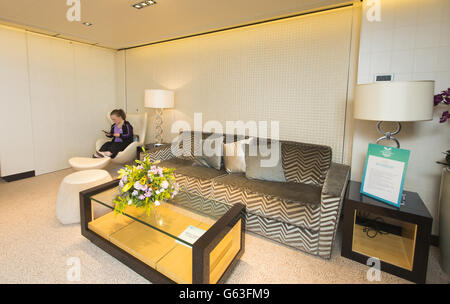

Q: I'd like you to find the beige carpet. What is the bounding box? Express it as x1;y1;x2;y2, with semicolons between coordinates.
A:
0;167;449;284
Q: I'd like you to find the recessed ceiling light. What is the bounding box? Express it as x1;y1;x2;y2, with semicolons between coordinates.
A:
82;22;92;26
132;0;156;9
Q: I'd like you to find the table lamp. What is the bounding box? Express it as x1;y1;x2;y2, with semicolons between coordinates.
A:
354;81;434;148
145;89;175;146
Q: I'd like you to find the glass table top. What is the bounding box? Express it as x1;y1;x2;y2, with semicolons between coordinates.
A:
89;187;232;247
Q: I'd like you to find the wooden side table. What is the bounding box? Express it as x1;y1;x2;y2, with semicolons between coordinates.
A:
341;181;433;283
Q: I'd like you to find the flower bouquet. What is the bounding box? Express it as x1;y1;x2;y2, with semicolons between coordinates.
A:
434;88;450;123
114;152;179;215
434;88;449;165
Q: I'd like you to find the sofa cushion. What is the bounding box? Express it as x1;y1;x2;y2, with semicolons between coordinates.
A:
192;134;223;170
223;138;251;173
211;173;321;230
245;140;286;182
159;158;227;197
175;131;213;161
281;141;332;187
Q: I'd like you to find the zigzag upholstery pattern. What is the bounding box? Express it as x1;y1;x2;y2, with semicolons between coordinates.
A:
211;181;321;231
176;131;213;160
318;194;342;258
282;141;332;187
173;172;217;198
141;144;175;162
245;212;319;255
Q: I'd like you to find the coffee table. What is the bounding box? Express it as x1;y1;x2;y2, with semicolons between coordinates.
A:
80;180;245;284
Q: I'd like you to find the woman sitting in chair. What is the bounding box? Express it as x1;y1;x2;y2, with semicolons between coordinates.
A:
94;109;134;159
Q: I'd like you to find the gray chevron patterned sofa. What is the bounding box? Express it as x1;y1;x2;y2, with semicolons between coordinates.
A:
141;131;350;259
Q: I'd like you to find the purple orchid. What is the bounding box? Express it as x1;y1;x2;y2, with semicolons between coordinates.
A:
434;93;444;106
440;111;450;123
434;88;450;124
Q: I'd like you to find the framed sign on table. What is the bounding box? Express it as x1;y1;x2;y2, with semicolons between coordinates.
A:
360;143;411;208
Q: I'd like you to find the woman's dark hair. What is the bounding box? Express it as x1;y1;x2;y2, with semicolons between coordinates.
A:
110;109;126;120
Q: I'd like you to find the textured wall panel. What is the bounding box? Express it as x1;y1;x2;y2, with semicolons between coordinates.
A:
125;7;354;162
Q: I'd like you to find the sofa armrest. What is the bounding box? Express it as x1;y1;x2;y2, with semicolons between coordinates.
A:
322;162;351;197
140;144;175;162
318;162;350;259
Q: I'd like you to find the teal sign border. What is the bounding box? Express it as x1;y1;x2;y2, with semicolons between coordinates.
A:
360;143;411;208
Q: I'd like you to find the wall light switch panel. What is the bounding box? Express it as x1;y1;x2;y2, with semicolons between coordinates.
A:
375;74;394;82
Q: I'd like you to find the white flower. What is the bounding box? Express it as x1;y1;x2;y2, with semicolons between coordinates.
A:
128;199;132;205
156;190;160;195
154;200;160;206
161;180;169;189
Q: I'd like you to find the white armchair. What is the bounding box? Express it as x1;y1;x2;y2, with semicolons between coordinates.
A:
96;112;148;164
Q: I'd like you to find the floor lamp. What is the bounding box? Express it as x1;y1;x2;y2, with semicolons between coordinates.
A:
145;89;175;146
354;81;434;148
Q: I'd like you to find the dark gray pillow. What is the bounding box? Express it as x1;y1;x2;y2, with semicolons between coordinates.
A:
192;135;223;170
245;140;286;182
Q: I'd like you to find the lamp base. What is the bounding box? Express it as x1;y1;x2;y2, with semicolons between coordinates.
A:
155;108;163;145
376;121;401;148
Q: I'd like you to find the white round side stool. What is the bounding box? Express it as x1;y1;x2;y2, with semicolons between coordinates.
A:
56;169;112;225
69;157;111;171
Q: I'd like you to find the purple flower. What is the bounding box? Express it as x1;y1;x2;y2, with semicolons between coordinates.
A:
434;94;444;106
433;88;450;124
440;111;450;123
144;190;152;197
132;190;138;196
138;194;145;200
119;180;124;188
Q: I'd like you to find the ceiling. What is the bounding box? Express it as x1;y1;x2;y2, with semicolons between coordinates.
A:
0;0;352;49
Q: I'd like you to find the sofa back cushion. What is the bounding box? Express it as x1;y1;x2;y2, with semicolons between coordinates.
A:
176;131;332;186
281;141;332;187
177;131;247;160
245;139;286;182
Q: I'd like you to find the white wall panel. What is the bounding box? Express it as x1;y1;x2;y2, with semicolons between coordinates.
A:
70;44;116;159
27;33;73;175
0;26;35;177
125;7;354;162
27;34;116;175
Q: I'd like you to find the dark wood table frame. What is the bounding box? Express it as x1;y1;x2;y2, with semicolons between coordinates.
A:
341;181;433;284
80;179;245;284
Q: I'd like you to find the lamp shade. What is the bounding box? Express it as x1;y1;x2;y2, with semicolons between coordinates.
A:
144;89;175;109
354;81;434;122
